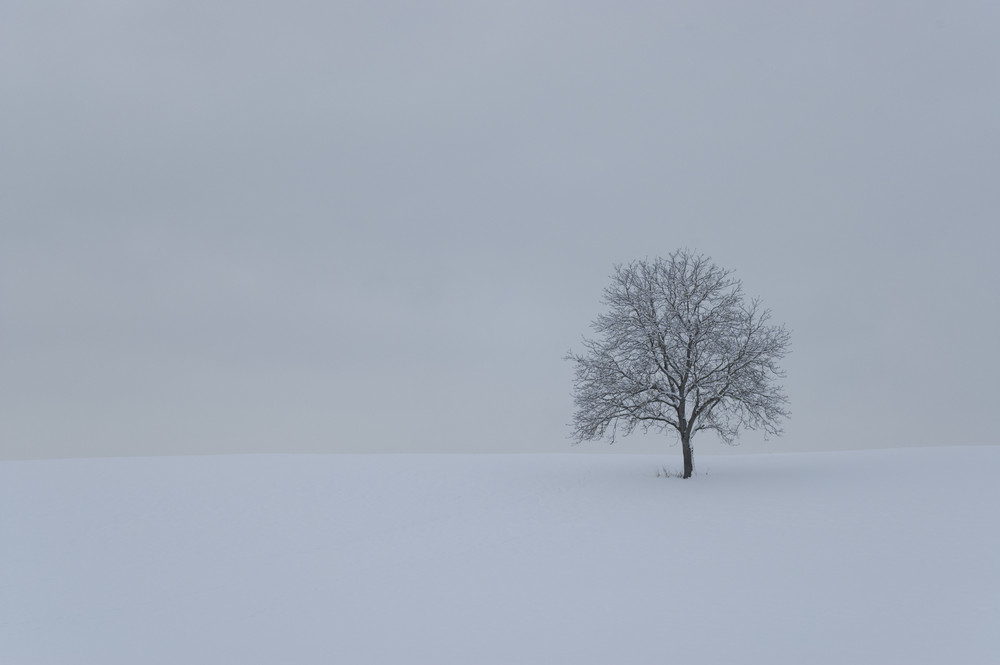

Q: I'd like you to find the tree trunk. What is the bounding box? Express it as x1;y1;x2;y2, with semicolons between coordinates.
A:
681;432;693;479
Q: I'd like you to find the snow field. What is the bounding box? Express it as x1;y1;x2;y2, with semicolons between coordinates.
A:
2;446;997;664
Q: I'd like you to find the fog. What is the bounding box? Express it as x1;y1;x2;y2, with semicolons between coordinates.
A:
3;1;998;458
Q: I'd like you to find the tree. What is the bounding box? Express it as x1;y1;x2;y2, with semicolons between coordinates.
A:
567;250;790;478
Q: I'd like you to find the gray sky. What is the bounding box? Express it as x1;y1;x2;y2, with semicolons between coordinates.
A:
3;1;998;459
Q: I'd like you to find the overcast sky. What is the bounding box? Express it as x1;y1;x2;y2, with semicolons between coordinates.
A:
3;1;998;459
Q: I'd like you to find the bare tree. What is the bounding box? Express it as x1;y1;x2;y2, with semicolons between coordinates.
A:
567;250;790;478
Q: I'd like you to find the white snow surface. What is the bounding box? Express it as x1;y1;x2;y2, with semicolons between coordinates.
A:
2;446;998;664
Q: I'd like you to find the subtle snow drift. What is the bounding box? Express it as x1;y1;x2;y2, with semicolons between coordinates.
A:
2;446;998;664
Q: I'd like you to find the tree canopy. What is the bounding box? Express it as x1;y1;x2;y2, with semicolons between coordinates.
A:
567;250;790;477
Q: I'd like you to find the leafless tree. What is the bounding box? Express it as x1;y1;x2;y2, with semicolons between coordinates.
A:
567;250;790;478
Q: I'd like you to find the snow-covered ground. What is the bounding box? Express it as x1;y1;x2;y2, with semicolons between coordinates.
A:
2;446;997;664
